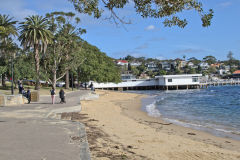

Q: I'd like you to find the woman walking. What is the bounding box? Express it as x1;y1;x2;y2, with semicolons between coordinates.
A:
50;87;56;104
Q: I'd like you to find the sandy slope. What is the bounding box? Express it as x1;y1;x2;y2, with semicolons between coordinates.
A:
80;90;240;160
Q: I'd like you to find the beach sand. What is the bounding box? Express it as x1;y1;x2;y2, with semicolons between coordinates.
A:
77;90;240;160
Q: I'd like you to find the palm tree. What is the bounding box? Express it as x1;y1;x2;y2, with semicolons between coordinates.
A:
0;14;18;87
18;15;52;90
0;14;18;39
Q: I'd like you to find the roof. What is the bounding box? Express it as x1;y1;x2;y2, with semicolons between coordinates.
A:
155;74;202;78
117;60;128;63
233;70;240;74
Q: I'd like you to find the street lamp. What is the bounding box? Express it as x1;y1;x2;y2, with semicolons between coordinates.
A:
11;55;14;95
71;72;74;91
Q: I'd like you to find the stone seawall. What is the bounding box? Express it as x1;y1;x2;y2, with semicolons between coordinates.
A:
0;94;27;107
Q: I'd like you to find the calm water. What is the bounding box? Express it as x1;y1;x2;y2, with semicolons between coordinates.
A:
139;86;240;140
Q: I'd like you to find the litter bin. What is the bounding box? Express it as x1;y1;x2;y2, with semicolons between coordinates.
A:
31;91;39;102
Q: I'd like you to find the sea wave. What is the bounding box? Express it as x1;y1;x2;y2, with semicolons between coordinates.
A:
145;101;161;117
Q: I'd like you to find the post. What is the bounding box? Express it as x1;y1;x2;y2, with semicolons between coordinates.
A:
11;56;14;95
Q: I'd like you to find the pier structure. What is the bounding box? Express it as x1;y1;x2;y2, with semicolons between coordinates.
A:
93;74;203;91
92;75;240;91
200;79;240;88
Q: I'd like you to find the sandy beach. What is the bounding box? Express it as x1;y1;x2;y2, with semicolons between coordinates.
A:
78;90;240;160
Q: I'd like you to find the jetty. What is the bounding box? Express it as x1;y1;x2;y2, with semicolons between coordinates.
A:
92;74;240;91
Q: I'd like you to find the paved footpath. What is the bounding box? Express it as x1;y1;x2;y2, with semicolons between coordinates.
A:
0;90;92;160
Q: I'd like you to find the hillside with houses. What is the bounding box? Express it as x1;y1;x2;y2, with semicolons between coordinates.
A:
115;53;240;81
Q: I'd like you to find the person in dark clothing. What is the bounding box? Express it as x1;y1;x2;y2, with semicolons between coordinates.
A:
22;87;26;97
26;88;31;104
89;82;94;91
19;83;23;94
84;83;87;90
50;87;56;104
59;89;66;104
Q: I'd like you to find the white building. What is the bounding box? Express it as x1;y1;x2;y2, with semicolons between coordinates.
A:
156;74;202;86
147;62;158;71
199;62;209;70
130;62;142;67
121;74;136;81
92;74;202;90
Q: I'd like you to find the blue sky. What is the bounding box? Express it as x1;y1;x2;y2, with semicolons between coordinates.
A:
0;0;239;61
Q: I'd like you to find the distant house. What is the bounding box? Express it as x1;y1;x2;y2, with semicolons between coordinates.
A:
139;73;150;79
179;60;187;68
232;70;240;78
187;62;195;68
130;62;142;67
160;61;171;71
121;74;136;81
199;62;209;70
147;62;159;71
218;69;230;75
117;60;128;66
224;65;231;70
211;63;221;68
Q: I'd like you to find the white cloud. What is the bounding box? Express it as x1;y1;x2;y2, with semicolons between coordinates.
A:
156;56;166;60
145;25;155;31
219;2;232;7
135;43;149;50
0;0;37;20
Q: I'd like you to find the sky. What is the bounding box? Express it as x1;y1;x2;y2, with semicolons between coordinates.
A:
0;0;240;61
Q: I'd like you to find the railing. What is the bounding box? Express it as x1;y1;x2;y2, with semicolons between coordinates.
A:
200;79;240;85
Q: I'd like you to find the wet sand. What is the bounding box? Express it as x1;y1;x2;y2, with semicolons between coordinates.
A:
79;90;240;160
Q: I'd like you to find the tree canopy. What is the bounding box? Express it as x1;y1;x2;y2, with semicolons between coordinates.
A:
69;0;213;28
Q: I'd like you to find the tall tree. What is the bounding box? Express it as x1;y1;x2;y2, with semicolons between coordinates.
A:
0;14;18;87
18;15;53;90
227;51;236;73
44;12;85;89
69;0;213;28
203;55;217;65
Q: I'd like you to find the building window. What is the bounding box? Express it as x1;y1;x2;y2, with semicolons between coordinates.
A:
192;77;198;82
168;79;172;82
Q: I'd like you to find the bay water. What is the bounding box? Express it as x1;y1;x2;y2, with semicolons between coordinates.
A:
137;86;240;140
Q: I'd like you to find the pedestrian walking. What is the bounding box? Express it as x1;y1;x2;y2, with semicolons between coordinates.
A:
50;87;56;104
90;82;95;91
19;83;23;94
26;88;31;104
59;89;66;104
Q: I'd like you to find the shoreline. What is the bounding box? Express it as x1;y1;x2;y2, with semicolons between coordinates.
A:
120;92;240;151
140;94;240;141
80;90;240;159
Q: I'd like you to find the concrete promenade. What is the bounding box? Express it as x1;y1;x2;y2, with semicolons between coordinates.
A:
0;90;92;160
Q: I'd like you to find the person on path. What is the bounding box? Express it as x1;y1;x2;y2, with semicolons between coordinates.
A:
84;83;87;90
50;87;56;104
59;89;66;104
90;82;95;91
19;83;23;94
26;88;31;104
22;87;26;97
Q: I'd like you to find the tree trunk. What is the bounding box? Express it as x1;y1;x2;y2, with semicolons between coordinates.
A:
65;70;69;89
2;73;6;88
53;69;57;90
34;45;40;90
77;68;80;89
